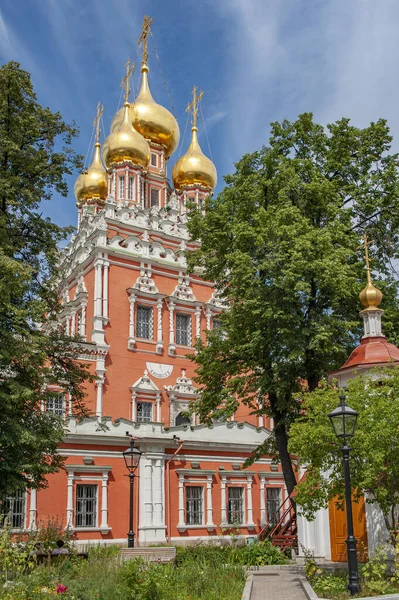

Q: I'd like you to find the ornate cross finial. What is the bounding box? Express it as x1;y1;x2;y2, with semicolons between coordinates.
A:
360;234;375;284
186;85;204;129
138;15;154;65
120;59;135;103
93;101;104;144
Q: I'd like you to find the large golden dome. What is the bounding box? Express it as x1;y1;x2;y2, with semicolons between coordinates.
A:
103;102;150;169
110;65;180;158
360;281;383;309
172;126;217;191
74;142;108;204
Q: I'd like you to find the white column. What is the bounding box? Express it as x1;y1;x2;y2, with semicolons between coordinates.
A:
102;261;109;321
156;393;161;422
132;391;137;421
81;302;87;338
168;301;176;355
206;475;214;528
220;475;227;525
108;174;112;195
205;309;212;331
144;460;154;525
100;471;109;531
258;402;264;428
66;472;74;529
361;308;383;338
112;172;116;197
156;298;163;354
259;476;266;526
125;166;129;204
91;260;104;344
195;304;201;339
178;474;185;528
70;311;76;335
29;488;37;531
153;458;163;526
128;294;136;349
246;475;254;527
95;377;104;419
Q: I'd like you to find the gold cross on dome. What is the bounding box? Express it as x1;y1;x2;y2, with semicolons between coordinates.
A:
360;234;375;283
93;101;104;143
120;59;135;103
138;15;154;65
186;85;204;129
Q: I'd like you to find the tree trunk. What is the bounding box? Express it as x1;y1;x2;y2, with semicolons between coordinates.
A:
273;409;297;514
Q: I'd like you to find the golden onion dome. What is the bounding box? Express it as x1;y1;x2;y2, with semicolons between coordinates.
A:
110;64;180;158
172;126;217;191
360;280;383;309
102;102;150;169
74;142;108;204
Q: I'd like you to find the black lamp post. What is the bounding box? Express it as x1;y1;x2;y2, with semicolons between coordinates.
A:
328;394;360;595
123;438;142;548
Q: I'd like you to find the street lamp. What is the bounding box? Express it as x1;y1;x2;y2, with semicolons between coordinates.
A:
123;438;142;548
328;394;360;595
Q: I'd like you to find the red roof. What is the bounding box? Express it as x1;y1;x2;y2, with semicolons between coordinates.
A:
341;336;399;369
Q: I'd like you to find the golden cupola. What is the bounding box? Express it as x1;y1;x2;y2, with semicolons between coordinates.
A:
74;103;108;204
102;101;150;169
359;235;383;309
172;86;217;191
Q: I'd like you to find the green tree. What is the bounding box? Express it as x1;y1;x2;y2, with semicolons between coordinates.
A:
288;369;399;544
0;61;92;497
186;113;399;503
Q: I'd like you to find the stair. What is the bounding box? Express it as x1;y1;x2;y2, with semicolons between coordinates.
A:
259;496;298;552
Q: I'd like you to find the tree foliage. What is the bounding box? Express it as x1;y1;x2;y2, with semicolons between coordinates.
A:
186;113;399;500
0;61;92;496
288;369;399;544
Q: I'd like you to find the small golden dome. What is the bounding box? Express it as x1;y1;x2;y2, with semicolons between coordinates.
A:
110;65;180;158
360;281;383;309
172;126;217;191
74;142;108;204
103;102;150;169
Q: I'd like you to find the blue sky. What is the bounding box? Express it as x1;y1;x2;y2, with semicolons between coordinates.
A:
1;0;399;229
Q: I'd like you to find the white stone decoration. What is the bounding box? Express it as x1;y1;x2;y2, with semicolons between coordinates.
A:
146;362;174;379
133;264;159;295
165;369;198;426
130;370;162;423
171;272;196;302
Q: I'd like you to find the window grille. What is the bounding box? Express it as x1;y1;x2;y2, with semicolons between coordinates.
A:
47;395;66;417
176;313;191;346
137;401;153;422
212;318;221;330
136;306;153;339
150;188;159;207
76;485;97;528
266;487;281;524
151;153;157;167
118;175;125;200
0;490;25;528
128;176;135;200
228;487;243;524
186;486;203;525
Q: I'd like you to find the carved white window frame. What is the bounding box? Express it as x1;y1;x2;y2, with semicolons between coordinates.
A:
65;466;111;534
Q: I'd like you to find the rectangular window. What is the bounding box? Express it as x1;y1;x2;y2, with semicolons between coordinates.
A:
0;490;25;529
151;153;157;167
136;305;153;339
266;488;281;524
118;175;125;200
47;395;66;417
176;313;191;346
128;176;135;200
186;486;203;525
228;487;243;525
150;188;159;207
76;485;97;528
137;401;153;423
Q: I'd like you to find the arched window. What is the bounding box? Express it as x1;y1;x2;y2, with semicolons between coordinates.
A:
175;412;190;426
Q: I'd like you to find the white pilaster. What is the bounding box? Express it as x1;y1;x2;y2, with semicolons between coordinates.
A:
168;301;176;356
153;458;163;526
91;260;104;344
205;308;212;331
156;298;163;354
95;377;104;419
195;304;201;339
100;471;110;532
259;475;266;526
178;474;185;528
221;475;227;525
144;460;153;526
131;391;137;422
102;261;109;322
246;475;255;528
29;488;37;531
66;472;74;529
156;393;161;422
128;294;136;349
206;475;215;529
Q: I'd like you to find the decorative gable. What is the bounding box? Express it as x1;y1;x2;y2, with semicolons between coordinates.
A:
171;272;196;302
132;264;159;295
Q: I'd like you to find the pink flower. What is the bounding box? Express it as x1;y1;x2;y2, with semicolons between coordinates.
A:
56;584;69;594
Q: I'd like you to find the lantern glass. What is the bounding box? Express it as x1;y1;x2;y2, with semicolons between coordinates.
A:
328;395;358;440
123;439;142;474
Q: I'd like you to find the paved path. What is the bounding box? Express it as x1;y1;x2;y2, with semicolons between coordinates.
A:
249;569;307;600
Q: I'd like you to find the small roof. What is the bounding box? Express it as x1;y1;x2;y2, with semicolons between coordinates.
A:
340;336;399;370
